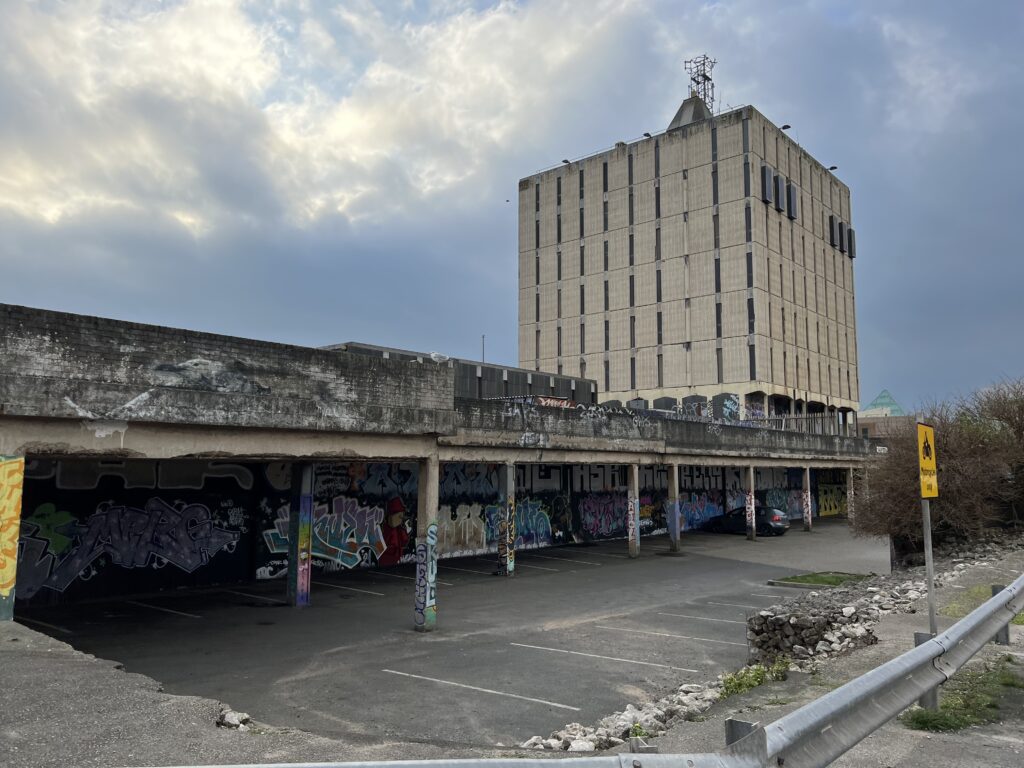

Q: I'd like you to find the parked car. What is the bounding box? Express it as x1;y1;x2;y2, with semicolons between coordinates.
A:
702;505;791;536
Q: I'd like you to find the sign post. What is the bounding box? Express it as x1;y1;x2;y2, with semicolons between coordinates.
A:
918;422;939;636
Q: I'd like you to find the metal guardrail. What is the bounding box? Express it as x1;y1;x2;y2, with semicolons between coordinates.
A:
163;574;1022;768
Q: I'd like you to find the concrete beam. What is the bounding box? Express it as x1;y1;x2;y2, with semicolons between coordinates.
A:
0;456;25;621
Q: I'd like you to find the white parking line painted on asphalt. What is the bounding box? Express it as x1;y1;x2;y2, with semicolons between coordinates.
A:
222;590;286;605
370;571;455;586
312;581;386;597
519;553;602;566
579;550;629;559
513;563;559;572
124;600;201;619
595;625;746;646
657;612;746;625
750;594;792;599
439;565;494;576
707;601;760;610
382;669;580;711
17;617;74;635
510;642;698;672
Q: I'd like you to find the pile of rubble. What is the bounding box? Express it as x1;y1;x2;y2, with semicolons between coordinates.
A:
519;681;722;751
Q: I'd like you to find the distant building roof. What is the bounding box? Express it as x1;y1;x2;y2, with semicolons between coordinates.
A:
860;389;907;418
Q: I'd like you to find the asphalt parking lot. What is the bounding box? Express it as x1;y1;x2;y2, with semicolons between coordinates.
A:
15;521;889;749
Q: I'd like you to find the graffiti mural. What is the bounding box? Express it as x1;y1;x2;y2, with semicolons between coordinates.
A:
818;485;848;517
679;491;724;529
265;497;392;570
579;493;627;538
1;457;25;600
18;498;241;599
437;503;487;555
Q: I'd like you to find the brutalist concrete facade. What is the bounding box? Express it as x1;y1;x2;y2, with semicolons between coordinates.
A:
518;97;859;423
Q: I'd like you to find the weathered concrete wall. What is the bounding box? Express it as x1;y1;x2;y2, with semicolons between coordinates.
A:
451;400;874;460
1;304;456;436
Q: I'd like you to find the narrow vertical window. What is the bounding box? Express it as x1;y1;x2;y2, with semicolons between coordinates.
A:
579;284;585;314
743;159;750;197
656;270;662;302
747;297;755;333
556;214;561;243
556;251;562;280
604;319;609;351
655;227;662;261
535;254;540;285
746;251;753;288
716;347;723;383
579;169;584;200
745;205;752;242
628;153;634;185
655;185;661;219
557;327;562;356
710;126;717;161
579;207;584;238
742;118;750;153
712;167;719;205
603;200;608;231
535;182;540;212
603;240;609;271
580;323;586;354
555;177;561;207
628;191;634;225
602;161;608;192
579;245;585;276
715;302;722;338
604;361;610;392
654;140;660;177
556;288;561;318
657;311;663;344
629;275;635;307
630;357;637;390
657;353;664;387
714;259;721;293
535;292;540;322
604;280;609;311
629;233;634;265
535;219;540;249
630;315;636;348
749;344;756;380
535;329;540;359
713;214;720;249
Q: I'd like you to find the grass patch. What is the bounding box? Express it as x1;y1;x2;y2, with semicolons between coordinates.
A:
778;572;870;587
901;658;1024;732
939;584;1024;625
720;658;789;698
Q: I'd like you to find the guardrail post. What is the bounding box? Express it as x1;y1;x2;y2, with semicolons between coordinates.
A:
993;585;1011;645
914;632;939;710
724;718;758;746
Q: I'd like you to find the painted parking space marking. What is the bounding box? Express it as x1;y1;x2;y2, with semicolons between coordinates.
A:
439;565;494;576
17;617;74;635
510;642;698;672
595;625;746;646
312;581;386;597
512;563;559;572
750;594;792;599
707;601;760;610
657;612;746;625
371;571;455;586
124;600;201;619
579;550;629;559
222;590;286;605
382;669;580;711
521;553;602;566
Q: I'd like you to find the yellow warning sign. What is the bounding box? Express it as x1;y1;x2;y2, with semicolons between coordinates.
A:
918;422;938;498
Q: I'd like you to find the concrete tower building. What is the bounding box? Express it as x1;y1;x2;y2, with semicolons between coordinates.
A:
517;94;860;428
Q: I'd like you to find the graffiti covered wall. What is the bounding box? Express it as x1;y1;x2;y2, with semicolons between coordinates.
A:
1;457;25;607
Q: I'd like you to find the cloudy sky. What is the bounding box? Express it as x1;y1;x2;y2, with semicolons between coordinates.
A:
1;1;1021;410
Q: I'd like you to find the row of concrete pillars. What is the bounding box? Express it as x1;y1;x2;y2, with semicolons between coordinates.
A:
280;459;855;633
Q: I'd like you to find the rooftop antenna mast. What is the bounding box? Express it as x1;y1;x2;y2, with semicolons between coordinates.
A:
684;54;717;113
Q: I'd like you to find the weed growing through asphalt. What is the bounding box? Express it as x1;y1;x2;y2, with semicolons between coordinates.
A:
901;657;1024;732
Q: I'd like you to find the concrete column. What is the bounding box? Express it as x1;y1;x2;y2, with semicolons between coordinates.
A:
667;464;681;553
415;455;440;632
627;464;640;558
802;466;813;533
847;467;855;524
746;465;757;541
0;456;25;621
287;463;314;607
496;462;515;576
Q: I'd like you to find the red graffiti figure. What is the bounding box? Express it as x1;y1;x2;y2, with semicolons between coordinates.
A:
378;497;410;566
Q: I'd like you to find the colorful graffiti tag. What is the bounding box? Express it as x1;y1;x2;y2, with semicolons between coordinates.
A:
265;497;394;569
579;493;627;538
414;523;438;629
1;457;25;599
818;485;848;517
679;491;724;529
